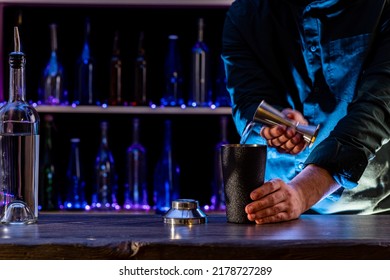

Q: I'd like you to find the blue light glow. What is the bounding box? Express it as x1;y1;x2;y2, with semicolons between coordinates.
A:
124;204;131;210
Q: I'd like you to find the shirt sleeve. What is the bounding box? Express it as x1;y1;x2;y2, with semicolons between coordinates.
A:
305;5;390;188
221;0;291;136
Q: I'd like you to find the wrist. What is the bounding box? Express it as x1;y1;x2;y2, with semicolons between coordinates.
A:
290;164;341;212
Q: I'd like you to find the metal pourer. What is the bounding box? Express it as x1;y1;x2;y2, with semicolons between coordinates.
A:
14;26;20;52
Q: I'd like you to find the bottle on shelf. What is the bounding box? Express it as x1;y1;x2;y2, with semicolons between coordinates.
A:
214;56;231;107
39;23;67;105
108;31;123;106
161;35;184;107
39;114;58;210
123;117;150;210
63;138;87;210
0;27;40;224
92;121;119;210
153;119;180;214
74;18;96;105
188;18;212;108
132;31;148;106
208;116;229;211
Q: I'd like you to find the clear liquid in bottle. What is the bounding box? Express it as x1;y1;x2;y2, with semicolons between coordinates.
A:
124;118;150;210
188;18;212;107
92;121;119;210
132;31;148;106
74;18;96;105
0;27;40;224
108;31;123;106
63;138;87;210
209;116;229;211
161;35;184;107
153;119;180;214
39;114;58;210
40;23;67;105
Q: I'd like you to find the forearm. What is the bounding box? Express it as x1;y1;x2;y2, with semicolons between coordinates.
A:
290;164;341;212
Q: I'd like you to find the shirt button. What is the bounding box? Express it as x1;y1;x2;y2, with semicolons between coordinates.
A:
310;45;317;52
298;163;305;170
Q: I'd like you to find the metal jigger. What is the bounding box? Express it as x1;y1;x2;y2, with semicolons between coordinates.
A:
253;100;319;146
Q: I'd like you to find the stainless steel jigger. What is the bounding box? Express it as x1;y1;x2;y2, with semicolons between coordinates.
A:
253;100;320;146
163;199;207;225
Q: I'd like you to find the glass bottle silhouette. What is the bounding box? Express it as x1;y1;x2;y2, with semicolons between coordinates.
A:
40;23;66;105
64;138;87;210
161;35;184;107
108;31;123;106
92;121;118;210
74;18;96;105
39;114;58;210
153;119;180;214
188;18;212;107
0;27;40;224
209;116;229;211
124;118;150;210
215;56;231;107
132;31;148;106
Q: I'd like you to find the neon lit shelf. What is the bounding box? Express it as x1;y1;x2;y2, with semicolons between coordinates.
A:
34;105;232;115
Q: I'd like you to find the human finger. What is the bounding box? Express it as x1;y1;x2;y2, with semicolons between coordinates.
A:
249;179;283;201
260;125;286;141
282;108;308;125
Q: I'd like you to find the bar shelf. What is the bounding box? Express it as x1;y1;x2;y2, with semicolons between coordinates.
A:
0;0;238;210
35;105;232;115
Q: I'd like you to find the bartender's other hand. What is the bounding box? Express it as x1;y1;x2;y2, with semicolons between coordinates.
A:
245;179;304;224
260;108;308;155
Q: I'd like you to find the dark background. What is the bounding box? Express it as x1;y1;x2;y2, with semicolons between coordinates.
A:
2;3;240;209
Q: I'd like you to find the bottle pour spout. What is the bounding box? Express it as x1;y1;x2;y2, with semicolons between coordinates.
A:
14;26;20;53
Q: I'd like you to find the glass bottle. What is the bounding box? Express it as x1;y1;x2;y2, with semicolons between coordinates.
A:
132;31;148;106
40;23;66;105
39;114;58;210
92;121;118;210
188;18;212;107
108;31;122;106
74;18;96;105
161;35;184;107
209;116;229;211
124;118;150;210
215;56;231;107
64;138;87;210
0;27;40;224
153;119;180;214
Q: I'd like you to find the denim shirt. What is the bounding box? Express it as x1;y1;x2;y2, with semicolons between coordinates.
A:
222;0;390;214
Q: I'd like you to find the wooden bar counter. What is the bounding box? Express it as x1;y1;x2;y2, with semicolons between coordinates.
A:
0;212;389;260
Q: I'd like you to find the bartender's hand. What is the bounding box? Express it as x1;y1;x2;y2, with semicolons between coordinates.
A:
260;108;308;155
245;164;341;224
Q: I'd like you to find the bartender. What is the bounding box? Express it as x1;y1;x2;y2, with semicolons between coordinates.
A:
222;0;390;224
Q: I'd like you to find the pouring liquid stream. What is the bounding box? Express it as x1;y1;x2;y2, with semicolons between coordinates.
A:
240;121;256;145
